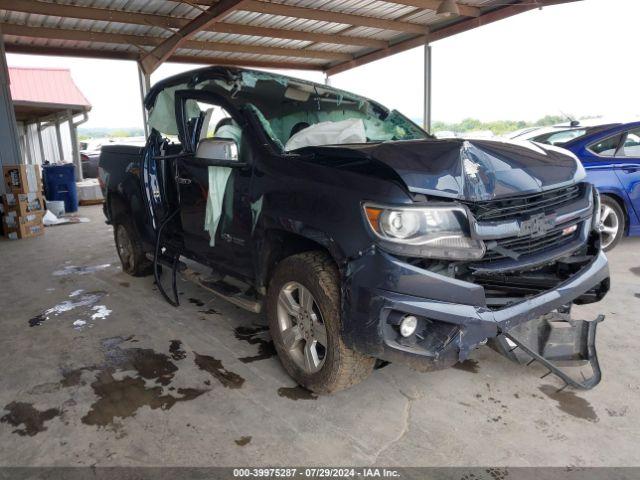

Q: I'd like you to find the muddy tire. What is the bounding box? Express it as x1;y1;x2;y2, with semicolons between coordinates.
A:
599;195;625;251
113;217;152;277
267;251;375;394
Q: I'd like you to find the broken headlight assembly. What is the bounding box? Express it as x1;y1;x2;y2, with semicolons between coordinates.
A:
363;203;485;260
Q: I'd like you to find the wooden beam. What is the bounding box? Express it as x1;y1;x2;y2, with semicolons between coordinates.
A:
240;0;428;34
170;54;324;70
0;0;185;29
140;0;247;74
209;23;388;48
3;43;140;61
384;1;480;18
3;43;323;70
0;0;387;48
325;0;578;75
0;23;350;62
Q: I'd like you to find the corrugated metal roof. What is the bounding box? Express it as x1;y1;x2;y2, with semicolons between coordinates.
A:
0;0;578;74
9;67;91;108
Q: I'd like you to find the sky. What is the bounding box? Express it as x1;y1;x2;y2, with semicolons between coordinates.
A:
6;0;638;129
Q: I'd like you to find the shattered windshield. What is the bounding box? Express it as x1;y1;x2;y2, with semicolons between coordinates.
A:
148;70;430;152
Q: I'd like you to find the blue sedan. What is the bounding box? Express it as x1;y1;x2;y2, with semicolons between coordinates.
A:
557;122;640;250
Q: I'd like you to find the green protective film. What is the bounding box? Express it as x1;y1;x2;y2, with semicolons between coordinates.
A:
204;166;233;247
243;104;285;151
148;83;201;136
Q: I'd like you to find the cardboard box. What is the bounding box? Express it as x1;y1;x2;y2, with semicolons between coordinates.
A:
3;164;41;195
3;211;45;227
2;215;44;240
2;192;45;217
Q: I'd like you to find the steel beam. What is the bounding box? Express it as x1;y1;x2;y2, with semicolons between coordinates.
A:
139;0;248;74
0;27;24;195
423;44;432;133
137;62;151;138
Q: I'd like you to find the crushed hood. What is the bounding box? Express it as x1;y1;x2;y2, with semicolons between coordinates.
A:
299;138;586;201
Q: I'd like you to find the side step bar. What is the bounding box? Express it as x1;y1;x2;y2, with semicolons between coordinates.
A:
182;269;263;314
146;253;263;313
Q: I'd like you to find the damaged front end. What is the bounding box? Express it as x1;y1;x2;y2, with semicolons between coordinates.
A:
341;143;610;389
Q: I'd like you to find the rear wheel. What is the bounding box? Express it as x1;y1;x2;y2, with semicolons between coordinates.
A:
267;251;375;394
599;196;625;251
113;218;152;276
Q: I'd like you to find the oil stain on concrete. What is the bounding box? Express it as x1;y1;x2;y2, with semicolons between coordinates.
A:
169;340;187;361
102;338;179;386
235;436;252;446
81;372;206;427
539;385;598;422
194;352;245;389
234;325;276;364
52;264;111;276
78;338;208;427
3;336;210;435
0;402;61;436
189;298;205;307
277;386;317;401
28;290;108;328
452;359;479;373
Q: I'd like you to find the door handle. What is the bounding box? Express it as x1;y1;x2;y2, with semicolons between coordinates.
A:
176;177;192;185
618;165;640;173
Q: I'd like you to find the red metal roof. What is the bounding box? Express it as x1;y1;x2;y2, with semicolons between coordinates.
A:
8;67;91;109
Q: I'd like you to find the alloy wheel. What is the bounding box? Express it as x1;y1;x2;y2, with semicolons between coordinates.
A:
599;203;620;250
276;281;328;374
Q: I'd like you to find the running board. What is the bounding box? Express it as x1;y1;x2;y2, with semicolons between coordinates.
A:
182;269;263;314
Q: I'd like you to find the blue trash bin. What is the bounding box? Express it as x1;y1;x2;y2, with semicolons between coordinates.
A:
43;164;78;213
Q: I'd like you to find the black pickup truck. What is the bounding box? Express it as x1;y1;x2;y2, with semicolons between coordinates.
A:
100;67;610;393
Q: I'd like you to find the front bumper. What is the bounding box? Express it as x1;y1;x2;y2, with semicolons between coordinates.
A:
342;247;610;372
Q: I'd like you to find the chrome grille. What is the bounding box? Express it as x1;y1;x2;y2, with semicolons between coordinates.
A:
468;184;583;222
484;223;581;261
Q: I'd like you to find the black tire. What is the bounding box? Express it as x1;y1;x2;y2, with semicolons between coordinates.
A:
267;251;375;394
600;195;625;252
113;217;153;277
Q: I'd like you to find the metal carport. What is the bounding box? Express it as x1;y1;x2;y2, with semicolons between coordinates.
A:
0;0;578;193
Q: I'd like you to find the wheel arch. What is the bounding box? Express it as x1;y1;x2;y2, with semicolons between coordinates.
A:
599;191;629;235
256;228;341;292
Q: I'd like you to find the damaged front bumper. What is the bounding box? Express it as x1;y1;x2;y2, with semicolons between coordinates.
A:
342;246;610;386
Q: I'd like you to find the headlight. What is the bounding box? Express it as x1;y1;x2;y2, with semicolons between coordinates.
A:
363;203;485;260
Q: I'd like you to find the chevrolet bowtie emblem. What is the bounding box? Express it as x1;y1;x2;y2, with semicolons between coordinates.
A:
519;213;556;238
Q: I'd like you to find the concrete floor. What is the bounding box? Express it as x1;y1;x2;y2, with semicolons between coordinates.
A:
1;205;639;467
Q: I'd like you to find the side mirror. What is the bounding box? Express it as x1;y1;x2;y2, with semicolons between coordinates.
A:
196;138;239;162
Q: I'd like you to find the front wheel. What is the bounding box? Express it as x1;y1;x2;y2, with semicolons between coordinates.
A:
599;196;625;251
267;251;375;394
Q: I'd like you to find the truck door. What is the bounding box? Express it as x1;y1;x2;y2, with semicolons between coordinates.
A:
613;127;640;223
174;92;254;279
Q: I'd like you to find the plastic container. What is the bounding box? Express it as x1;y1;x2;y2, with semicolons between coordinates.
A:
42;164;78;213
46;200;65;217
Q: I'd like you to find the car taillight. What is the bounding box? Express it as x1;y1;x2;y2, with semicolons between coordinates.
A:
81;153;89;162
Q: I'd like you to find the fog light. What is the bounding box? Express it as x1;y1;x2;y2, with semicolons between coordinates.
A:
399;315;418;337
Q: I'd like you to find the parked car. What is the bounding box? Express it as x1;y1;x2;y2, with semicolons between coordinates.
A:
507;122;619;146
81;138;146;178
80;151;100;178
517;122;640;251
99;67;609;393
80;139;110;178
